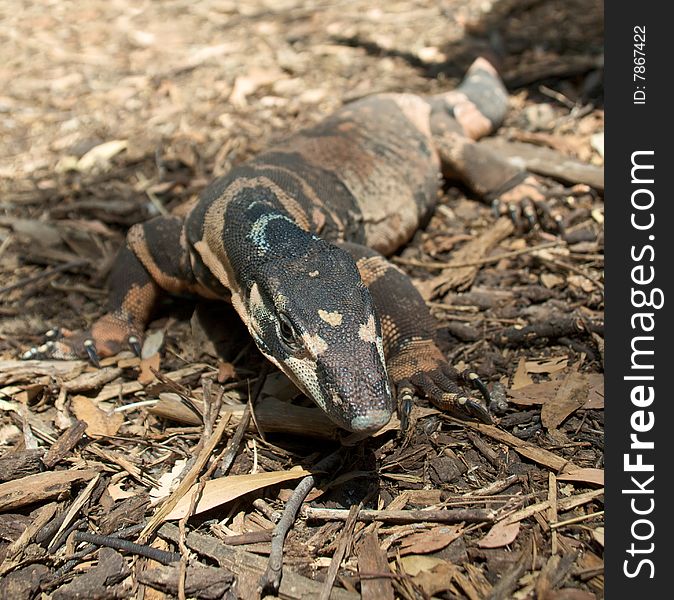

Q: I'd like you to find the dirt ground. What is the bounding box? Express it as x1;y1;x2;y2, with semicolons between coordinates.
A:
0;1;604;599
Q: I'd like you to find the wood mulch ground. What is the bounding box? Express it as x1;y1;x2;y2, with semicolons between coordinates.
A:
0;1;604;598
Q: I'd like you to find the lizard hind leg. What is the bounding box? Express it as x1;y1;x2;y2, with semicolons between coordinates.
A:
337;242;492;426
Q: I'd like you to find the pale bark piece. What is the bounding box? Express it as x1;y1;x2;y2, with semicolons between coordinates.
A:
137;563;234;600
433;218;515;295
357;532;394;600
159;523;359;600
0;469;97;512
151;394;341;439
0;360;84;385
62;367;123;392
457;421;572;472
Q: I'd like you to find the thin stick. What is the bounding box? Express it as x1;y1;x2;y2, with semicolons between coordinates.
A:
550;510;604;529
303;507;495;524
393;240;565;270
74;531;180;564
259;449;344;595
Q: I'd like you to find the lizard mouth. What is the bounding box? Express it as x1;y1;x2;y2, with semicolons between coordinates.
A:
348;408;392;433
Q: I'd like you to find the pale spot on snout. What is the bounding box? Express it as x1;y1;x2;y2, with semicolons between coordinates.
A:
303;332;328;356
358;315;377;343
318;309;343;327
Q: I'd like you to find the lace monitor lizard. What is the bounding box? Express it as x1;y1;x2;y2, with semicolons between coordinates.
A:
24;58;550;433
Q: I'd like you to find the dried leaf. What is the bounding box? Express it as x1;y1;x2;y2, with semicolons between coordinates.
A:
557;468;604;486
525;356;568;374
511;357;533;390
541;373;590;430
150;459;187;503
107;482;136;501
508;373;603;410
71;395;124;437
478;521;520;548
399;525;463;555
165;467;311;520
412;562;459;597
398;555;446;576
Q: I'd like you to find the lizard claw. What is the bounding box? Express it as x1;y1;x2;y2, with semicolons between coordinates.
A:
491;175;568;234
457;396;493;425
128;335;142;358
45;328;62;341
389;341;492;425
461;370;491;406
83;339;101;368
21;313;146;366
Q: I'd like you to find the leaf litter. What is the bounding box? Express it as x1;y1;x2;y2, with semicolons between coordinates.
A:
0;0;604;598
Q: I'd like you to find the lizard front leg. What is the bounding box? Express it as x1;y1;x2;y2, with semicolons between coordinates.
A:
338;242;491;425
24;216;221;364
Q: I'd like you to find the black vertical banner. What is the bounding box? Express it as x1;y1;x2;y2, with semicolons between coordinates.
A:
605;2;671;597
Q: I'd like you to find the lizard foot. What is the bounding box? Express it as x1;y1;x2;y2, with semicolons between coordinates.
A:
389;340;492;425
490;175;590;235
21;315;142;366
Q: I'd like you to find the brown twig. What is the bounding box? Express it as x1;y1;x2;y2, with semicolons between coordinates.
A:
259;448;344;595
303;507;495;524
74;531;180;564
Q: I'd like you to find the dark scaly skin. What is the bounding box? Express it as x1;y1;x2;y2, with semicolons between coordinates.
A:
25;58;543;433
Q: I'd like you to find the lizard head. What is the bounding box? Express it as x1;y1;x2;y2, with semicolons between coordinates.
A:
244;241;393;433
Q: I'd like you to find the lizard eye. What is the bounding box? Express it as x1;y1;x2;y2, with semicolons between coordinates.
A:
278;313;301;351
